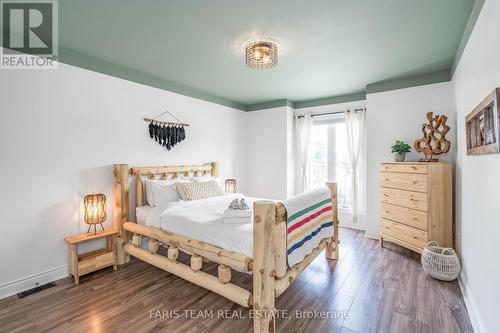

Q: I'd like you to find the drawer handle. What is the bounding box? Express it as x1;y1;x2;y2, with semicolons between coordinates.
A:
413;218;418;221
411;166;417;170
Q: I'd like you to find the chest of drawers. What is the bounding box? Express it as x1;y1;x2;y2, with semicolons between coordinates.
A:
379;162;453;253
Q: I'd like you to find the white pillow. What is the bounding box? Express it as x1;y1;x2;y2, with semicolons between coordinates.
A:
144;178;190;206
188;176;222;185
144;179;157;206
145;179;166;206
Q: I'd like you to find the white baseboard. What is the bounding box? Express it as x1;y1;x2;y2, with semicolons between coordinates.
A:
458;275;484;333
0;265;69;300
363;230;379;239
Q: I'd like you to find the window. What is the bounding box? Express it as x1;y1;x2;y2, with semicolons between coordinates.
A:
309;120;352;210
309;125;328;190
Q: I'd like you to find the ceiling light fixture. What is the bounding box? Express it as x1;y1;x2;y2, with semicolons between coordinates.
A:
245;40;278;69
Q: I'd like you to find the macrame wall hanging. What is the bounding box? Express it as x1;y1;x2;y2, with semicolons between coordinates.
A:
144;110;189;151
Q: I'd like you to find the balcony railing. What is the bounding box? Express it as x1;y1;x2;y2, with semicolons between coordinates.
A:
310;160;351;210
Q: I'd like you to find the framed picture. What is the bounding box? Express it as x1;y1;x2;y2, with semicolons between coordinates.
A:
465;88;500;155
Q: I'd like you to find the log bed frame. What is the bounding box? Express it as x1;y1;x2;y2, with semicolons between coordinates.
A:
112;162;339;333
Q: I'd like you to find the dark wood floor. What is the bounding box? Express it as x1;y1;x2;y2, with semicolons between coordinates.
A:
0;228;472;333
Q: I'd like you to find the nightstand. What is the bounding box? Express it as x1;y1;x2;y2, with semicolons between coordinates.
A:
64;228;118;284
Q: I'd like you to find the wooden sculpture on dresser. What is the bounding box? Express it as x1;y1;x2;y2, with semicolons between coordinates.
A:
414;112;451;162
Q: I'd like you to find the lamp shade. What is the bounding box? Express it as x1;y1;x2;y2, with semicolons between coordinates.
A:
84;194;107;225
225;179;236;193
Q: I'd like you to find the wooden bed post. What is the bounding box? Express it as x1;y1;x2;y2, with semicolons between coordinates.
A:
136;174;144;207
113;164;130;265
274;203;288;279
253;201;276;333
325;182;339;260
210;161;219;177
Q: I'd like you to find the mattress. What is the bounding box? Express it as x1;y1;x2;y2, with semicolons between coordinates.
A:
145;194;261;257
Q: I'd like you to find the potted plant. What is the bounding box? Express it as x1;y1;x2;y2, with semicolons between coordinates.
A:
391;140;411;162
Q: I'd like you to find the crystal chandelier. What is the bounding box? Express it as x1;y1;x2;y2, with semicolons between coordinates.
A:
245;40;278;69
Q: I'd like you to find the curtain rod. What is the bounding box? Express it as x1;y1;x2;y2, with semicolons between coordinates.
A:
297;107;366;118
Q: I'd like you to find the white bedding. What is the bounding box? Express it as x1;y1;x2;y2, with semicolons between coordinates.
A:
145;194;262;257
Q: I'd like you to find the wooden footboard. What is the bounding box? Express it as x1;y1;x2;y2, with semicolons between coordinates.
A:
123;222;253;272
253;182;338;332
112;163;339;333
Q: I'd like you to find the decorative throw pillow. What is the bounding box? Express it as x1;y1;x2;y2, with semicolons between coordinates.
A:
176;180;224;201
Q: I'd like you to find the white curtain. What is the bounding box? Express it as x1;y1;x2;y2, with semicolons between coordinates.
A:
294;114;313;194
345;108;366;224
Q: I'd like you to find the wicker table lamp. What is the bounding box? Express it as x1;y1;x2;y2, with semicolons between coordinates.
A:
84;193;107;234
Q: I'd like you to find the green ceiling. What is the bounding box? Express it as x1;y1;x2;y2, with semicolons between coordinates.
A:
57;0;476;110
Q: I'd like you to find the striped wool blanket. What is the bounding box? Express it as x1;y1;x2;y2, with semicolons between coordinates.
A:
283;186;334;267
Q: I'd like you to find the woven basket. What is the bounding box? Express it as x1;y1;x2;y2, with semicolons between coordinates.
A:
421;241;461;281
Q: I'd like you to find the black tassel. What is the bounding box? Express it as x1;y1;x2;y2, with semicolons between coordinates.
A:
166;125;172;150
170;126;175;146
172;126;178;146
149;122;154;139
167;126;168;147
160;125;165;146
154;123;159;141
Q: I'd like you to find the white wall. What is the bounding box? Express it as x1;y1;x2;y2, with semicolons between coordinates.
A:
365;82;455;238
452;0;500;331
244;106;289;199
0;59;246;298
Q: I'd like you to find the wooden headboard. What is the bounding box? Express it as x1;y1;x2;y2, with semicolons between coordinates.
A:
131;162;218;208
112;162;218;231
